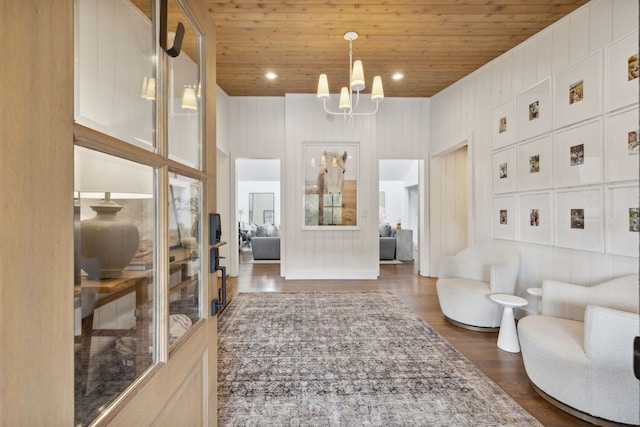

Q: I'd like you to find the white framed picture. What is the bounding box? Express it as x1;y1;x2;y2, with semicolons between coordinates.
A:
492;99;516;149
492;195;517;241
554;51;602;129
554;187;604;253
492;146;517;194
517;134;553;191
517;78;552;141
518;191;553;246
604;30;639;113
554;118;603;188
604;106;639;183
605;184;639;257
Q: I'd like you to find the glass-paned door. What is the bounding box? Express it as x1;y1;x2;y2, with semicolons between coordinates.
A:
74;0;206;424
74;146;156;424
74;0;156;151
167;0;203;169
168;173;203;345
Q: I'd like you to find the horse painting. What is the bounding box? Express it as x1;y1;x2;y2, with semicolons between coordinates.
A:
317;151;347;224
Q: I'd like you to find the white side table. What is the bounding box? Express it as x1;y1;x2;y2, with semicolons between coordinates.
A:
527;287;543;314
489;293;528;353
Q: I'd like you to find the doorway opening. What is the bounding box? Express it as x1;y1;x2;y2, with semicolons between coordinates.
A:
236;158;281;266
429;143;471;274
379;159;420;268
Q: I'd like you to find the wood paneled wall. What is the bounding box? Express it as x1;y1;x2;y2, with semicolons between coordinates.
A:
430;0;639;291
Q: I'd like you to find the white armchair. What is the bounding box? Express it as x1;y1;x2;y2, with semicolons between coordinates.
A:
517;275;640;425
435;245;520;330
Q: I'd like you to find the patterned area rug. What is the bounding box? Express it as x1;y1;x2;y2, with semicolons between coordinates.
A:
218;292;542;426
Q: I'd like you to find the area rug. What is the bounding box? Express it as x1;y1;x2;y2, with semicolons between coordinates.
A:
218;292;542;426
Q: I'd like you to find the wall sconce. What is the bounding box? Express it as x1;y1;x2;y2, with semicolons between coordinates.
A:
141;77;156;100
181;86;197;110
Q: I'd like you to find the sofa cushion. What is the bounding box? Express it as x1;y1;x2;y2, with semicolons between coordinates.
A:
266;224;280;237
436;277;502;327
255;225;267;237
380;223;392;237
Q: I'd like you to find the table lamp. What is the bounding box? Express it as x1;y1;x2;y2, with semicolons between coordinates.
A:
75;146;153;279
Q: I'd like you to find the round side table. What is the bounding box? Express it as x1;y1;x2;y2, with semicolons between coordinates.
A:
489;293;528;353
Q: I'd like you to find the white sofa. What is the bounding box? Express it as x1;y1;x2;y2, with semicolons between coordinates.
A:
436;245;520;330
518;275;640;425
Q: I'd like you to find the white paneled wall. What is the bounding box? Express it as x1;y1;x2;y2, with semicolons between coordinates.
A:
429;0;639;292
284;94;378;279
218;90;430;278
376;98;430;158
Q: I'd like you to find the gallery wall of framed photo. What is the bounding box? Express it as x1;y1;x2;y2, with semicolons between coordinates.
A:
491;30;639;257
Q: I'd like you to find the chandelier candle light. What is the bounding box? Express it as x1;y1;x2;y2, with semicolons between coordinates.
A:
317;31;384;120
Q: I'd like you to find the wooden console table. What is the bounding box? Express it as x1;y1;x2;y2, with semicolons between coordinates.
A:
76;247;208;394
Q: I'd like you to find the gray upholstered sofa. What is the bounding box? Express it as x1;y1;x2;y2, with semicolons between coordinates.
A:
251;236;280;260
517;275;639;425
379;223;396;260
379;237;396;260
249;224;280;260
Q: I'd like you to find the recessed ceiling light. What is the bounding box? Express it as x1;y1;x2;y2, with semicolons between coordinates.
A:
392;73;404;81
265;71;277;80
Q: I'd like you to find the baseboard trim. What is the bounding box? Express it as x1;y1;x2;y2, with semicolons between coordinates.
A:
443;316;500;332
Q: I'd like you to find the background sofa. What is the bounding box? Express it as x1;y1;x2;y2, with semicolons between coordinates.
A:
379;223;396;260
249;224;280;260
517;275;639;425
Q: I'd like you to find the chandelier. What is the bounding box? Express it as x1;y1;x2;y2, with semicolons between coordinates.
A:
316;31;384;119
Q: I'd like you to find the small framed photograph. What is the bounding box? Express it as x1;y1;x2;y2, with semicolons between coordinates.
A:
263;210;274;225
570;144;584;166
492;195;517;240
605;31;639;112
605;107;640;182
554;51;602;129
554;119;603;188
517;78;552;141
518;134;553;191
554;187;604;252
492;99;516;149
492;147;517;194
518;191;553;245
605;184;640;257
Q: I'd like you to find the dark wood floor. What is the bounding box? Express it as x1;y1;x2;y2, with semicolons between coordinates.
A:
222;254;593;427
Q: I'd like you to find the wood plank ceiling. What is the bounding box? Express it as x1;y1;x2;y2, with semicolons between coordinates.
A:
180;0;589;97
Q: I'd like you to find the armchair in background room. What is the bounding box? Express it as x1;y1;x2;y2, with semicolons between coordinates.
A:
436;245;520;330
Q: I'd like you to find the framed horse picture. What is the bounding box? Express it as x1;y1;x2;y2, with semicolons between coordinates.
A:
303;142;359;229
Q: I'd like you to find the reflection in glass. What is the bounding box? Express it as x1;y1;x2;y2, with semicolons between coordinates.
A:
167;0;203;169
74;0;155;150
74;147;156;425
168;174;202;345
